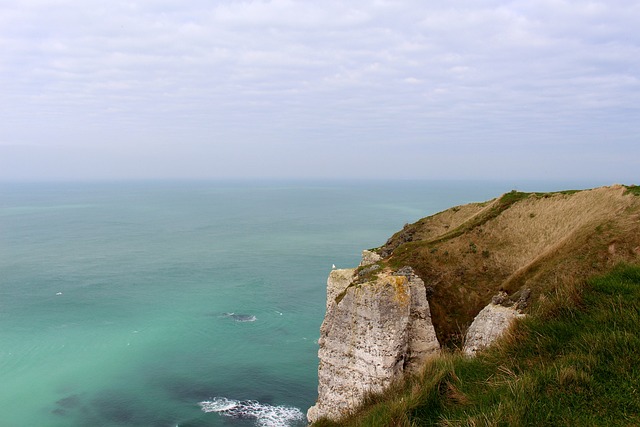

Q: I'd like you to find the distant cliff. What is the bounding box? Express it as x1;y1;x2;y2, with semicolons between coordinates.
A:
309;185;640;423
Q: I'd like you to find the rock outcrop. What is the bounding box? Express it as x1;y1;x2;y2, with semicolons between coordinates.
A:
359;249;382;267
323;268;356;311
307;264;439;423
462;300;525;357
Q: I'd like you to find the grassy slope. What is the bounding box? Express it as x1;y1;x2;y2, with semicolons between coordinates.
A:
370;185;640;348
314;263;640;426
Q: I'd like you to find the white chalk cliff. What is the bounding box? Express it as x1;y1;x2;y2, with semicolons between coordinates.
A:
307;254;440;423
307;254;529;423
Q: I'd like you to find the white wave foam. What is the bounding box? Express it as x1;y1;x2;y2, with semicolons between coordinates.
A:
199;397;305;427
199;397;238;412
236;315;257;322
223;312;257;322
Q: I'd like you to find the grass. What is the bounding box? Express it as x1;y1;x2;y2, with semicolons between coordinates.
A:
625;185;640;196
425;191;530;246
312;264;640;426
373;185;639;348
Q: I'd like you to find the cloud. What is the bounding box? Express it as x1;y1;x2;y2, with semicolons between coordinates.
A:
0;0;638;181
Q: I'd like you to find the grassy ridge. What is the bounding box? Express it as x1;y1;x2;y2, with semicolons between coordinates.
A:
372;185;640;348
313;264;640;426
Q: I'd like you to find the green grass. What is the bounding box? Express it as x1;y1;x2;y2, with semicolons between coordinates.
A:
625;185;640;196
531;189;582;197
312;264;640;426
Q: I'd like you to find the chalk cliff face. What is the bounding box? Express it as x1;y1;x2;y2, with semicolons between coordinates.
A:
307;259;439;423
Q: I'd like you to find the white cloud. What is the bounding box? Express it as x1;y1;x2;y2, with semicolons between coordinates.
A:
0;0;638;180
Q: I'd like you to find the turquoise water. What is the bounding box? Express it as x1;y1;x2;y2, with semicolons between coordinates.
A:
0;180;592;426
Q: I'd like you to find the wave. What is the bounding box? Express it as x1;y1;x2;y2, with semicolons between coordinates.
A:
199;397;305;427
222;312;257;322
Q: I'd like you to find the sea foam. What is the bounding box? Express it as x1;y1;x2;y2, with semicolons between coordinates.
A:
199;397;305;427
223;312;257;322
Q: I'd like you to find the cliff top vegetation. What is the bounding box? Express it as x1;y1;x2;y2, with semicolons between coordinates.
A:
364;184;640;348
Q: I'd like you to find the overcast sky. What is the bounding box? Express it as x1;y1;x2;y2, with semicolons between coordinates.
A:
1;0;638;182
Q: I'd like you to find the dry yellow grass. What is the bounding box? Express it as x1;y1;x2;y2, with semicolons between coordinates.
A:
485;185;633;271
380;202;491;252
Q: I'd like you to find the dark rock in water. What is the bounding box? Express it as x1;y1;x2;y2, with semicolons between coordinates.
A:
223;313;256;322
92;391;137;424
56;394;81;409
89;390;176;427
52;394;82;417
97;404;135;424
226;401;256;418
82;390;173;427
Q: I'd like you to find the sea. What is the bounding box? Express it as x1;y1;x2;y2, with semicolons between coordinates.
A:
0;180;601;426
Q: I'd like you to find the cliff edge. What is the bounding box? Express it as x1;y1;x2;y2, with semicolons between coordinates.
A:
307;263;439;422
309;185;640;423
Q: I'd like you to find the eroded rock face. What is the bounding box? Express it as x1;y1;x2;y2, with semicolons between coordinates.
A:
462;302;525;356
325;268;356;311
359;250;382;267
307;267;439;423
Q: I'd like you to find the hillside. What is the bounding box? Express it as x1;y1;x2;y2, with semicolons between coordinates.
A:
309;184;640;425
365;184;640;348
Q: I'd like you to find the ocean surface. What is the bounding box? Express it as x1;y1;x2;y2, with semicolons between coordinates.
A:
0;180;599;426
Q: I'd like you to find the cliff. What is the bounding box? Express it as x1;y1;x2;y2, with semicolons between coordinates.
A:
309;185;640;423
307;264;439;422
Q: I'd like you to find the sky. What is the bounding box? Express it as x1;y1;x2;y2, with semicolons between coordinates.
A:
0;0;638;182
